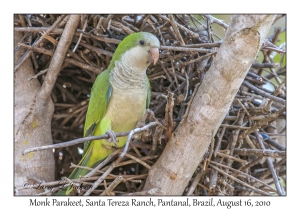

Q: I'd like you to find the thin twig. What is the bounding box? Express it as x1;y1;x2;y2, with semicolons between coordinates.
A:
210;161;276;192
209;164;270;196
242;81;286;105
124;188;160;196
23;123;159;155
216;152;248;164
233;148;285;158
187;170;202;195
254;131;285;195
220;124;250;130
160;45;213;53
38;15;81;109
73;15;88;52
85;149;122;177
168;15;185;46
239;106;286;141
14;15;66;72
123;153;152;170
100;176;123;195
28;69;48;80
202;15;229;29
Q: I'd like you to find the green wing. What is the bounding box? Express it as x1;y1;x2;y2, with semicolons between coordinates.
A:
57;71;112;195
146;78;151;109
83;69;112;152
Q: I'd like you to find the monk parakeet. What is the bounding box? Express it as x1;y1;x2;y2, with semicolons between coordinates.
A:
56;32;160;195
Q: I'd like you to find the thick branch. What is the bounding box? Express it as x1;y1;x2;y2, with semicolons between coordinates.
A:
38;15;80;109
143;15;276;195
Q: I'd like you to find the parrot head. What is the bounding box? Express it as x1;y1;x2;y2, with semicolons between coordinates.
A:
108;32;160;71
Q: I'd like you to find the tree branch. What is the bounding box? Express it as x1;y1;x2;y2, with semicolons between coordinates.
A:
22;122;160;155
14;15;67;72
37;15;80;110
143;15;276;195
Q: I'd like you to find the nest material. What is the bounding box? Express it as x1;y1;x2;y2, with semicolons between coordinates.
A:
14;14;286;196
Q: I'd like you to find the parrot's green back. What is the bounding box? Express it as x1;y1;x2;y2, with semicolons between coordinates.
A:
56;32;159;196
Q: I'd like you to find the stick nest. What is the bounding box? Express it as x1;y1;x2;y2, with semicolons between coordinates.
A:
15;14;286;196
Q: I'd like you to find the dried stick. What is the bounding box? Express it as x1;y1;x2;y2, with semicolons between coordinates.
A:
210;161;276;192
14;14;67;72
220;124;250;130
273;78;286;97
22;133;116;155
242;81;286;105
216;152;248;164
254;131;285;195
123;153;152;170
209;164;270;196
116;155;158;168
179;51;217;67
23;123;158;155
159;15;200;39
264;137;286;151
38;15;81;109
239;107;286;141
14;27;122;44
28;68;48;80
168;15;185;46
19;43;102;74
186;170;202;195
100;176;123;195
160;45;213;53
214;126;226;157
206;133;215;168
124;188;160;196
202;15;229;29
85;149;122;177
233;148;285;158
183;42;221;48
258;157;286;181
73;15;88;52
236;156;264;174
73;40;113;57
164;91;174;141
262;46;286;54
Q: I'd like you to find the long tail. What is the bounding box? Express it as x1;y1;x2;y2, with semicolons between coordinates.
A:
55;138;118;195
56;146;93;196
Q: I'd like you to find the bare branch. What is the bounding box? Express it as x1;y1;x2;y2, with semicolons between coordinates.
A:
38;15;81;109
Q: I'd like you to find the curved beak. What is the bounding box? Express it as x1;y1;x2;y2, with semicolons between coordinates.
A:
149;47;159;65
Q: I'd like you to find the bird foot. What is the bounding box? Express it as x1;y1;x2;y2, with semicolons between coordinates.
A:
105;130;118;148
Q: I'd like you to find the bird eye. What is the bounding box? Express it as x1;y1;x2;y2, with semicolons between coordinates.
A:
139;40;145;46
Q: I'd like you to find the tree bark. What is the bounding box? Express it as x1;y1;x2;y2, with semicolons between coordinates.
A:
14;30;55;195
14;15;80;195
143;15;276;195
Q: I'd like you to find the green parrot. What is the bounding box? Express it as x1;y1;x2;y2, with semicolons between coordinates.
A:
56;32;160;195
